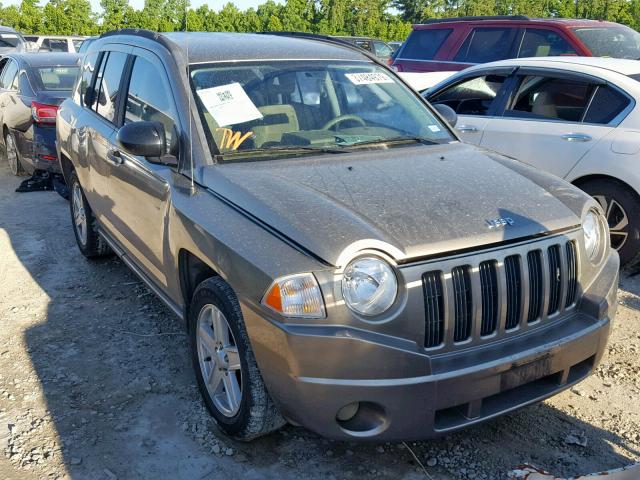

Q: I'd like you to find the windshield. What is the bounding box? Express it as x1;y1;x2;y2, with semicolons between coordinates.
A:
36;66;80;91
0;33;23;48
190;61;453;161
573;26;640;59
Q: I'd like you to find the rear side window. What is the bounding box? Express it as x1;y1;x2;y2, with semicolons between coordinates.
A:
583;86;630;124
72;39;84;51
95;51;128;124
430;74;508;116
36;66;79;91
454;28;516;63
506;75;595;122
74;51;100;107
400;29;452;60
518;29;577;57
124;56;178;155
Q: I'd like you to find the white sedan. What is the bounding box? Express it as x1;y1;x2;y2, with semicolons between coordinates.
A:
425;56;640;266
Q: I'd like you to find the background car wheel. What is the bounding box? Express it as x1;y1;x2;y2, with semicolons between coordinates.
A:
580;178;640;267
4;131;24;177
68;171;111;258
189;276;285;441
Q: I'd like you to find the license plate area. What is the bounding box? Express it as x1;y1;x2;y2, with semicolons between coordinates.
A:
501;355;553;391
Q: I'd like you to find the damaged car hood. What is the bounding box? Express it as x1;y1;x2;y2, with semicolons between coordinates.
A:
200;143;588;267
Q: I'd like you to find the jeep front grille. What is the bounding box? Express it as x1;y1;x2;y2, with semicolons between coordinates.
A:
422;239;579;350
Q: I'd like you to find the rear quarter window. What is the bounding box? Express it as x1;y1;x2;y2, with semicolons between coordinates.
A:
583;86;630;124
400;29;452;60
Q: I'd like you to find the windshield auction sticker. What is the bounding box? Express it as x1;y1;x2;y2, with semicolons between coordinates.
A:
345;72;395;85
196;82;263;127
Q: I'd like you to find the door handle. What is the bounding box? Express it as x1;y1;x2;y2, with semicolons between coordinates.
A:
457;124;479;133
107;149;124;165
561;133;592;142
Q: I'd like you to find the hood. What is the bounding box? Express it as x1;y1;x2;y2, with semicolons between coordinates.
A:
200;143;587;267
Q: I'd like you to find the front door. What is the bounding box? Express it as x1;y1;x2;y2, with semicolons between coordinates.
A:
428;71;511;144
100;49;181;288
480;72;626;178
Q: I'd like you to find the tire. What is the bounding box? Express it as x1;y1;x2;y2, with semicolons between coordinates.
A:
189;276;285;440
68;170;111;258
4;130;24;177
580;178;640;267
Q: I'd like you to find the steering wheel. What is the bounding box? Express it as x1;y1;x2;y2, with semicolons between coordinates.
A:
322;114;366;130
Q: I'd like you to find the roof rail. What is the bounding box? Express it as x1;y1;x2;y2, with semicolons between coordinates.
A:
421;15;530;24
97;28;184;60
257;31;385;66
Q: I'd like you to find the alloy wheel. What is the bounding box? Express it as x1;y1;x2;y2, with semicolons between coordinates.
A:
5;134;18;176
72;183;88;246
593;194;629;251
196;304;242;417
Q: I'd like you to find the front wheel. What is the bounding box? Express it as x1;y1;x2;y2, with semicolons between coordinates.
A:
189;276;284;440
580;178;640;267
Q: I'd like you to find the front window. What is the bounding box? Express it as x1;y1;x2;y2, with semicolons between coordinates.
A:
36;66;79;91
573;26;640;59
190;61;453;162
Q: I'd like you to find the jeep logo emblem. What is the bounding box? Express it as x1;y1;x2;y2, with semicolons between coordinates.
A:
486;217;514;229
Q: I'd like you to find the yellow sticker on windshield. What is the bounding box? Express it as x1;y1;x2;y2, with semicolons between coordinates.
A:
216;128;253;151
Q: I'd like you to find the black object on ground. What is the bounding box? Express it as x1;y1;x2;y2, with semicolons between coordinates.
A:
16;171;53;193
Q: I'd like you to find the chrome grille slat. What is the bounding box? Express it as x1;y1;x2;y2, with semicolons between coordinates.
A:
504;255;522;330
547;245;562;315
421;238;580;350
527;250;543;323
423;271;444;348
565;241;578;307
479;261;498;336
452;266;472;342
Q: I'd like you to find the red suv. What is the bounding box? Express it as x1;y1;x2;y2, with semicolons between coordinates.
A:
393;15;640;72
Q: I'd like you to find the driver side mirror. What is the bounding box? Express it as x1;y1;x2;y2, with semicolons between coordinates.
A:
116;121;178;167
433;103;458;128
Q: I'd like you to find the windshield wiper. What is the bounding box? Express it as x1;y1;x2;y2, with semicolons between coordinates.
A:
220;145;348;160
342;136;439;149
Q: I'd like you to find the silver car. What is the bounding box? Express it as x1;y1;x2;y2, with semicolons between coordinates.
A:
56;30;618;441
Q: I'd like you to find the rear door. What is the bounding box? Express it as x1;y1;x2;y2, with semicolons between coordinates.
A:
480;69;630;178
100;47;180;287
427;70;512;143
394;28;458;72
84;46;131;224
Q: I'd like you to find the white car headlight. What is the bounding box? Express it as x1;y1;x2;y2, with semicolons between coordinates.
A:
342;256;398;316
583;208;607;263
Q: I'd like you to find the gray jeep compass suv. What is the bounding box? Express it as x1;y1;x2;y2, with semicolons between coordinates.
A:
56;29;618;441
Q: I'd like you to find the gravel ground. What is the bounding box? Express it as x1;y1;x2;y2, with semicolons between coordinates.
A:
0;162;639;480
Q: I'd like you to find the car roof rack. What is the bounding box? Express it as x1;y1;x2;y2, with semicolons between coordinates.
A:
421;15;530;24
257;31;385;66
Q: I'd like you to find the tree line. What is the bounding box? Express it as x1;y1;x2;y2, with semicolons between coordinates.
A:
0;0;638;42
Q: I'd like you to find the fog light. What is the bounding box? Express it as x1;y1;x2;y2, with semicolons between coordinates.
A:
336;402;360;422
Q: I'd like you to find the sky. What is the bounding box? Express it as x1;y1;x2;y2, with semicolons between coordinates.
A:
3;0;278;12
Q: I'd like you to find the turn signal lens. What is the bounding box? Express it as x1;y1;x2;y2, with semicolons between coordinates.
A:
262;273;326;319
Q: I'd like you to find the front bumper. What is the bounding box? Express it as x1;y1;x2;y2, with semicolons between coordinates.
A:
243;251;618;441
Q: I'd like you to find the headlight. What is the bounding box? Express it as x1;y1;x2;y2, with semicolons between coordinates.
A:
583;208;607;263
342;256;398;316
262;273;326;318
